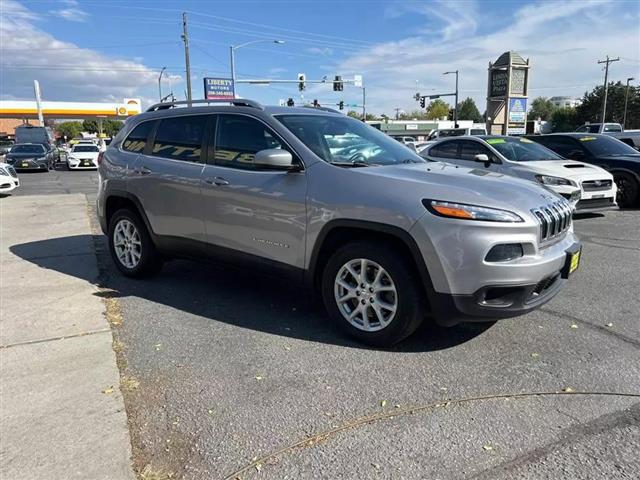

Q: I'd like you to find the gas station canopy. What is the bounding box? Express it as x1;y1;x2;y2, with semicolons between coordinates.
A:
0;98;142;120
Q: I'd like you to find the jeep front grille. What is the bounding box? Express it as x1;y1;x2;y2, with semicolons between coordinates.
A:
532;200;572;243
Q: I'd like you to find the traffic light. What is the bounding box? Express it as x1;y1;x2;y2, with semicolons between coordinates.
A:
313;99;319;107
414;92;421;101
298;73;306;91
333;75;343;92
338;100;344;110
286;98;295;107
420;97;426;108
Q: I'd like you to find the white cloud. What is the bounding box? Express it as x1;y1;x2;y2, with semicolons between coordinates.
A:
0;0;182;107
50;0;89;23
334;0;640;115
307;47;333;56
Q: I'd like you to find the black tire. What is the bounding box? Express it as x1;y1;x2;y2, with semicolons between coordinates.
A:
108;208;163;277
614;172;639;208
321;241;425;346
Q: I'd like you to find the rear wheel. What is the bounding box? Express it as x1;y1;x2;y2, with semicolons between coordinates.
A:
614;172;639;208
321;242;425;346
108;208;163;277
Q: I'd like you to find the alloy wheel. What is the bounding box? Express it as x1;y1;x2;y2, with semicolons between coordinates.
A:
334;258;398;332
113;219;142;269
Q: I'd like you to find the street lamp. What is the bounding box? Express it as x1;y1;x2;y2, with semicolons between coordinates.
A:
623;77;635;129
443;70;459;127
230;39;285;88
158;67;166;102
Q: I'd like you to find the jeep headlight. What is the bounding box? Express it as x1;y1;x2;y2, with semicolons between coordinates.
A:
535;175;574;186
424;200;523;222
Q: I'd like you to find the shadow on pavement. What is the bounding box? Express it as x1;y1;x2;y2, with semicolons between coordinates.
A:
10;234;492;353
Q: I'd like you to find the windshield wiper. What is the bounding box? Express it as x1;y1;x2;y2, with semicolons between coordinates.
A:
329;160;377;168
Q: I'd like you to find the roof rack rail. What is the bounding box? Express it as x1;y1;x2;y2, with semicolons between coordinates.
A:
302;105;341;114
146;99;264;112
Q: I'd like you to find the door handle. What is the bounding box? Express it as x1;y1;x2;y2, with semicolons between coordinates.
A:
134;166;152;175
204;176;230;186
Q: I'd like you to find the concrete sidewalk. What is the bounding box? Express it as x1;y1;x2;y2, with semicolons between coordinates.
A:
0;194;134;479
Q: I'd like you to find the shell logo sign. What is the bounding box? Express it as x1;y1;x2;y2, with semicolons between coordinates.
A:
118;107;127;115
124;98;141;115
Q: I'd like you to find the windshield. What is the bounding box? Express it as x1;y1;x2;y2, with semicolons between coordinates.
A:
470;129;486;135
577;135;640;156
276;114;426;166
10;144;45;154
73;145;99;152
486;137;564;161
440;129;466;137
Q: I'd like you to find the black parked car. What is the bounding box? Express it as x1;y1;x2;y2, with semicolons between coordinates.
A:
5;143;54;171
527;133;640;207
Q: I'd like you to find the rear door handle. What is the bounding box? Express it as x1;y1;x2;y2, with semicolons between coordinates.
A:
204;176;230;186
134;166;152;175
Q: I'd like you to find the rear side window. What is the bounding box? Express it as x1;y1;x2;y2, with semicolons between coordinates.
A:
429;141;459;159
152;115;206;162
215;114;287;170
122;121;154;153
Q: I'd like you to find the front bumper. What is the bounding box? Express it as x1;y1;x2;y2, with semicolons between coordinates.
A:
10;158;48;170
410;212;580;325
68;158;98;169
0;177;19;192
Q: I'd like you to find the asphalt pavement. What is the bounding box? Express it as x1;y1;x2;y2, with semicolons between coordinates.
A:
6;171;640;479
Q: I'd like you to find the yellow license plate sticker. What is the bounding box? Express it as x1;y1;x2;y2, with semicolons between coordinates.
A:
569;250;581;274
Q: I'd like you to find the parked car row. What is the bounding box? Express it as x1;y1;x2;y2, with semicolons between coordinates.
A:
3;142;100;172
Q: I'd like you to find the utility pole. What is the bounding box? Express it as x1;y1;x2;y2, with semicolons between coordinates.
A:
394;107;402;120
362;87;366;120
597;55;619;123
181;12;192;105
444;70;459;127
158;67;166;102
623;77;635;129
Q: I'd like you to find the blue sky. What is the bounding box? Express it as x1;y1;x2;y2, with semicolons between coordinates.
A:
1;0;639;115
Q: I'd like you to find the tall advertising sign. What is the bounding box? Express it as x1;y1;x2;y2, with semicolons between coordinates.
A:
486;52;530;135
203;78;235;100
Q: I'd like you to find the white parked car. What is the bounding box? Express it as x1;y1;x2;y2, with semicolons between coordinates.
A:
67;144;100;170
0;162;19;194
422;136;617;213
427;126;487;141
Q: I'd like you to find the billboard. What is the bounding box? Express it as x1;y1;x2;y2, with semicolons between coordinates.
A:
490;70;508;97
508;98;527;122
203;78;235;100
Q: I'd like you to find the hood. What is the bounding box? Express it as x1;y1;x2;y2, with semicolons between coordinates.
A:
511;160;612;181
6;152;46;159
70;151;99;159
358;161;562;214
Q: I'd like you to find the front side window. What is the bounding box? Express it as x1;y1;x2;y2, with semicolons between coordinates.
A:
123;121;154;153
276;114;425;166
429;140;459;159
459;140;492;160
215;115;289;170
152;115;206;162
530;136;580;158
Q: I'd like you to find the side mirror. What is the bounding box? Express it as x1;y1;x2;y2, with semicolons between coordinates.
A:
254;149;297;171
474;153;492;166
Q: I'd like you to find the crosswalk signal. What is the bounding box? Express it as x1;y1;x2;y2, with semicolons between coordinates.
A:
338;100;344;110
286;98;295;107
420;97;426;108
298;73;306;91
333;75;343;92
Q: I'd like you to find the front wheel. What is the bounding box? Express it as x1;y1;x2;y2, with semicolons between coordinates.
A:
321;242;425;346
108;208;163;277
614;172;639;208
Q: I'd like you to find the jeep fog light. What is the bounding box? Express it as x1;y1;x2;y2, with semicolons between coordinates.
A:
485;243;524;262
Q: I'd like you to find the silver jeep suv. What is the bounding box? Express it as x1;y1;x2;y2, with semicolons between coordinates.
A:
97;99;581;346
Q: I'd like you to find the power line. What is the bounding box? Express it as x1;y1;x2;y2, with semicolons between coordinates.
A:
0;41;181;51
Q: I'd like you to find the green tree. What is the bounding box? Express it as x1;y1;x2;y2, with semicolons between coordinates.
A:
576;81;640;128
425;99;450;120
364;113;379;121
103;120;123;137
346;110;361;118
82;119;99;133
528;97;556;121
55;121;83;140
398;110;429;120
456;97;483;122
550;107;578;132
